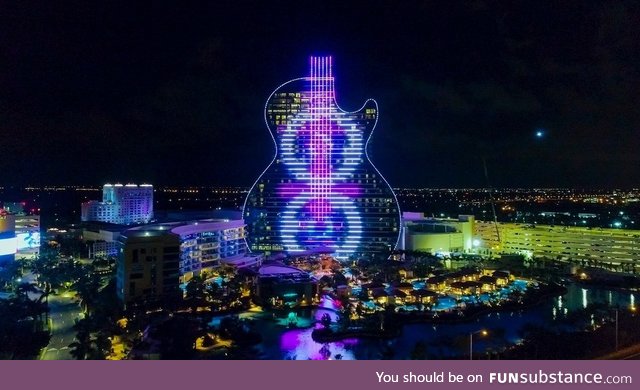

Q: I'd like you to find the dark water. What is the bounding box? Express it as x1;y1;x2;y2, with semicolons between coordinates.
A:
229;283;637;360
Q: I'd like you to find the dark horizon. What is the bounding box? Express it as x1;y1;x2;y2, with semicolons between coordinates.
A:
2;184;640;192
1;1;639;188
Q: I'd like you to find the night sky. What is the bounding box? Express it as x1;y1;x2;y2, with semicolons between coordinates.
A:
1;1;639;188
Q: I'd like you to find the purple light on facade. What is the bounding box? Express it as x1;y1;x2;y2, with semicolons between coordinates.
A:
277;183;362;198
275;56;365;257
244;55;400;259
309;56;335;221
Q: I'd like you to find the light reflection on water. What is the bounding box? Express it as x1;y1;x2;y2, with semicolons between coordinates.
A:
280;295;356;360
217;284;638;359
280;328;358;360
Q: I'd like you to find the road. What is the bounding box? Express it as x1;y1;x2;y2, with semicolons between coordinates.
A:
596;343;640;360
40;292;82;360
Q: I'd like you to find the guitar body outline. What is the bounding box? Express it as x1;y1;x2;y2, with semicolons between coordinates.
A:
243;57;401;259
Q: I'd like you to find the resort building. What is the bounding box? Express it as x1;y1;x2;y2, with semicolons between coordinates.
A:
254;263;317;307
475;221;640;271
116;217;261;306
116;227;181;307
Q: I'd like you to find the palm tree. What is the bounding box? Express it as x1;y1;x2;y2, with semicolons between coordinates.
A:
88;332;112;359
0;261;22;291
74;271;102;313
14;282;39;299
13;283;49;331
186;275;205;304
320;313;332;329
69;329;92;360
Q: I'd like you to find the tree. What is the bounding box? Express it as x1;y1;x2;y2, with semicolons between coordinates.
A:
0;261;22;291
410;341;428;360
413;260;432;278
320;313;332;329
155;316;199;359
88;332;112;359
333;271;347;286
69;329;92;360
205;282;223;311
202;333;216;348
74;270;102;312
13;283;48;331
185;275;205;311
0;288;51;358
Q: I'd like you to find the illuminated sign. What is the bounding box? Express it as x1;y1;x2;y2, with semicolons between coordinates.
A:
0;237;17;256
16;232;41;250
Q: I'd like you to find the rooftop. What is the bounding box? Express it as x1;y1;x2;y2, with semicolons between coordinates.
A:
258;263;307;277
122;218;244;239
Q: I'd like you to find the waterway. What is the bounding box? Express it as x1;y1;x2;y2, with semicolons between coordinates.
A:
213;283;637;359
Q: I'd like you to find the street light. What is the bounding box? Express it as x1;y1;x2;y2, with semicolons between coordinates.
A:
470;329;488;360
615;308;619;351
613;306;637;351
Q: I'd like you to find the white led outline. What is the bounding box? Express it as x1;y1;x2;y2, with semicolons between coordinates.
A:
242;77;306;251
280;192;363;259
244;63;402;255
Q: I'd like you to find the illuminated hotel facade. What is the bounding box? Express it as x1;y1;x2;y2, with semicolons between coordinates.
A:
475;221;640;272
398;213;640;273
244;56;401;259
117;218;257;306
81;183;153;225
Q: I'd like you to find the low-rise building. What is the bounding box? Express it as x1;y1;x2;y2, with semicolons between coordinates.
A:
475;221;640;272
401;213;475;255
254;263;317;307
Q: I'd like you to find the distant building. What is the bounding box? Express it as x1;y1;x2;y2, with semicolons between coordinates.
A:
2;202;27;214
14;214;41;259
401;213;475;255
116;216;260;306
475;221;640;272
82;224;122;259
0;212;16;264
81;184;153;225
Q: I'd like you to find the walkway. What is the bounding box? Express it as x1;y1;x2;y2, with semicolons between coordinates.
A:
40;292;82;360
